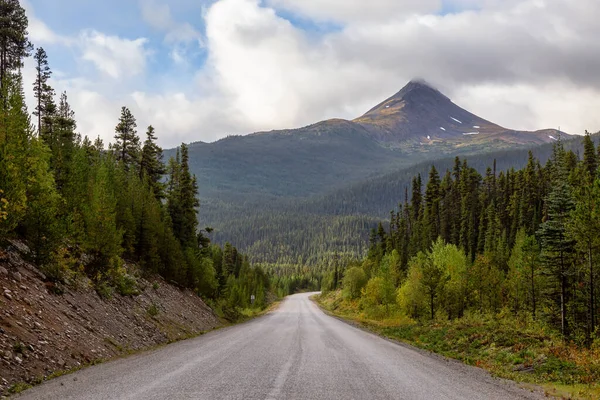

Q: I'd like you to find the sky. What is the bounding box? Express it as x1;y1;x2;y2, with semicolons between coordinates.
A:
21;0;600;148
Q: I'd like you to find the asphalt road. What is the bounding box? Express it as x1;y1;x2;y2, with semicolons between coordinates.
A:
16;292;542;400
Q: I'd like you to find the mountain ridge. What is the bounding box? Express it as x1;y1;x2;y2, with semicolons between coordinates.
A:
213;79;567;148
164;79;577;267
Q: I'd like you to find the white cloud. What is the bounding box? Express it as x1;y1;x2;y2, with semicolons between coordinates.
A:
79;31;150;79
20;0;600;149
140;0;172;30
21;0;70;45
139;0;204;69
455;83;600;135
266;0;440;23
140;0;202;43
203;0;389;131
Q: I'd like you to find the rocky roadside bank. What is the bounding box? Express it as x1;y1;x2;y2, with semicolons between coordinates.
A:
0;240;221;396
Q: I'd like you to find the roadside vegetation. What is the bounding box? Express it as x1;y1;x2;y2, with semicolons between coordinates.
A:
318;291;600;399
0;0;279;321
317;133;600;398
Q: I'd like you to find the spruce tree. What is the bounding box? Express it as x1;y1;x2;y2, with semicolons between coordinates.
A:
140;125;166;200
424;165;441;246
83;160;123;275
568;174;600;343
33;47;52;136
113;106;140;170
0;0;32;96
582;131;597;181
167;143;199;248
52;92;76;191
537;144;576;337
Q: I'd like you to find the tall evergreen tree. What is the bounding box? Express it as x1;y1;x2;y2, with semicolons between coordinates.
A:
113;106;140;170
568;174;600;343
140;125;166;200
167;143;199;248
52;92;77;190
582;131;597;182
32;47;55;138
537;145;576;337
424;166;441;245
0;0;32;96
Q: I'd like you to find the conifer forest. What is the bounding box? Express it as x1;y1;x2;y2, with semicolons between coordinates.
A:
2;0;600;348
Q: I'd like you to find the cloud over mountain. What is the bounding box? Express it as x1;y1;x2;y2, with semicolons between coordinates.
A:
21;0;600;147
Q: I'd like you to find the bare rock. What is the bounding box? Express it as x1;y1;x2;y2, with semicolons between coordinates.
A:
12;272;22;282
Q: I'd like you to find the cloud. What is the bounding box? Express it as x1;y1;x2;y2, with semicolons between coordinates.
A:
199;0;600;136
21;0;70;45
203;0;390;131
21;0;600;150
139;0;204;69
79;31;150;79
139;0;203;46
266;0;440;23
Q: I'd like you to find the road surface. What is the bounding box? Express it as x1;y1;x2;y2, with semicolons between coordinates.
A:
16;292;541;400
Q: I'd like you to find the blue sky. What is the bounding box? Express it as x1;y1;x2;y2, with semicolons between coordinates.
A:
20;0;600;148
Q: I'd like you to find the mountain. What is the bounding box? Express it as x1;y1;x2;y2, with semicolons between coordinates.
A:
165;79;574;266
169;79;566;201
354;79;561;147
209;134;592;267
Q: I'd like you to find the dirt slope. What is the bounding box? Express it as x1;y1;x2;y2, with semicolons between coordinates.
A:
0;240;221;395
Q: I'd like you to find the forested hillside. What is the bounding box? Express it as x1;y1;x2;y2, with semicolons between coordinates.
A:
208;135;587;268
327;133;600;344
175;81;574;269
0;0;273;314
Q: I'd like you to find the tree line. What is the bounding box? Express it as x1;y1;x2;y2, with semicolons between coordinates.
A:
329;134;600;345
0;0;271;311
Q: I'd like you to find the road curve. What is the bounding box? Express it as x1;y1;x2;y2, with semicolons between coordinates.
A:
16;292;541;400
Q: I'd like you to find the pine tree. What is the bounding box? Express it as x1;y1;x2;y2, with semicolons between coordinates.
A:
411;174;422;222
113;106;140;170
167;144;199;249
0;72;39;237
140;125;166;200
568;174;600;343
32;47;56;140
83;160;123;276
0;0;32;97
424;165;441;246
582;131;597;182
222;242;236;277
537;144;576;337
52;92;77;191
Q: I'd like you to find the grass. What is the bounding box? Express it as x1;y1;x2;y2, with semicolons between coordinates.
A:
316;291;600;400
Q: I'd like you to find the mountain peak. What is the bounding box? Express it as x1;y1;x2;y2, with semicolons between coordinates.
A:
406;78;435;89
357;79;450;122
394;79;448;102
354;79;505;143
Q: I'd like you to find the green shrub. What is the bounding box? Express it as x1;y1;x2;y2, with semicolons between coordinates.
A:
96;281;113;299
342;267;367;300
147;303;159;317
115;273;139;296
12;342;24;354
